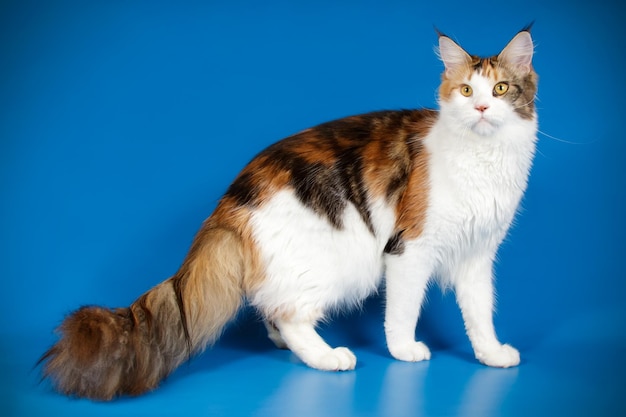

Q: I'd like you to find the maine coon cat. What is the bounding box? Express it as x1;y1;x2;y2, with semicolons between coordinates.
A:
40;27;538;400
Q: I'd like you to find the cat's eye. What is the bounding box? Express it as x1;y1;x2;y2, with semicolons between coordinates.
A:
493;82;509;96
460;84;473;97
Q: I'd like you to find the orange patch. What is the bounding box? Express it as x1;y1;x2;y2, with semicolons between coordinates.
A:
393;143;431;241
361;110;437;204
361;129;410;200
288;131;338;164
204;197;266;294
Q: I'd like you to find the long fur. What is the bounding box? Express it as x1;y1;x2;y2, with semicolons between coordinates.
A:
40;226;248;400
39;27;538;400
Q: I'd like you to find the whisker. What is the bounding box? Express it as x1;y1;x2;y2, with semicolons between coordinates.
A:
534;145;548;159
514;97;592;146
537;129;596;145
513;95;537;111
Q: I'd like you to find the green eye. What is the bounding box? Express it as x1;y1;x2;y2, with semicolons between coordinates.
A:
460;84;473;97
493;82;509;96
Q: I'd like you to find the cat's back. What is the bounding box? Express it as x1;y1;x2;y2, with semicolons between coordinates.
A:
222;109;437;221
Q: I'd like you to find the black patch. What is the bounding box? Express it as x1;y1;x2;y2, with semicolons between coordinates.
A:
386;138;419;200
268;115;382;233
225;171;259;207
521;21;534;33
386;170;408;200
334;146;374;233
384;231;405;255
290;156;347;229
223;110;430;235
169;276;192;357
472;57;485;71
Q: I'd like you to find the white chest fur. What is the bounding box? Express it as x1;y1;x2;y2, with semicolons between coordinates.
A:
420;118;537;279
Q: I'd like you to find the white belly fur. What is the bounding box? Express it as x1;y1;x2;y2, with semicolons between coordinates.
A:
249;189;395;321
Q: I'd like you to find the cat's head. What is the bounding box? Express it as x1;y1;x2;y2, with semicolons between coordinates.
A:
437;28;538;137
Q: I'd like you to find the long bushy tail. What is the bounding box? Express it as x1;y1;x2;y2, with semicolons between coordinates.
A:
39;226;246;401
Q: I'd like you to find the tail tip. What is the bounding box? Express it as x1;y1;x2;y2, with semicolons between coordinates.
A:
38;306;143;401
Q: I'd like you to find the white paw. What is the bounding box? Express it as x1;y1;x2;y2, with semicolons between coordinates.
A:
389;341;431;363
476;344;520;368
314;347;357;371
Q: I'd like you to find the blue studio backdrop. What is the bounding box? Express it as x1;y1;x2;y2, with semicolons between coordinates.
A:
1;1;625;416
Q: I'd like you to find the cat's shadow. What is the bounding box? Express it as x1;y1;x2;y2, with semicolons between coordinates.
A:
180;294;473;373
171;307;276;376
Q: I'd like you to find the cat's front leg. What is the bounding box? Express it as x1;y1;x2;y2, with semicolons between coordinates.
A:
384;249;433;363
453;254;520;368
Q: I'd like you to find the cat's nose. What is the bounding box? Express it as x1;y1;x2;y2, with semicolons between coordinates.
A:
475;104;489;113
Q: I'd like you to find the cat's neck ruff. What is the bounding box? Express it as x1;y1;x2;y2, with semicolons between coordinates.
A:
425;109;538;180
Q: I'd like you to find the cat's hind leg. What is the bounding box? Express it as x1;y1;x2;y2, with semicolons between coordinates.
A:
263;320;289;350
273;318;357;371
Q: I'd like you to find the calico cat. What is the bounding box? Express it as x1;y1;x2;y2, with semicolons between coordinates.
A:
40;27;538;400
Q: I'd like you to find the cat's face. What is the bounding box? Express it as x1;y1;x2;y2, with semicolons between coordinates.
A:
437;31;538;137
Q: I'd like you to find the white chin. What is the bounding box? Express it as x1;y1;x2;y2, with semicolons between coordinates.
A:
471;120;499;136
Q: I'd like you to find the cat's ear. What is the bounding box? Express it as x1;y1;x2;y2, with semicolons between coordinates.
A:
498;30;534;73
438;35;471;77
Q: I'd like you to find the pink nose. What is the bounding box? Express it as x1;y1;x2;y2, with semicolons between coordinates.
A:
475;104;489;113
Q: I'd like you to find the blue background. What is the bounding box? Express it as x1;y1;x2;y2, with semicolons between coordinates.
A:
1;1;625;416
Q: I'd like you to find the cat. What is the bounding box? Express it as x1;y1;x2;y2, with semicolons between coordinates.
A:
39;27;538;400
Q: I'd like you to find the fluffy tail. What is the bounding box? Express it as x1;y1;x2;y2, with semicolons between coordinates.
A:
39;226;246;400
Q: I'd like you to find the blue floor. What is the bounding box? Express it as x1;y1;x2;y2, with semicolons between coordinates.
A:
2;1;626;416
4;301;626;416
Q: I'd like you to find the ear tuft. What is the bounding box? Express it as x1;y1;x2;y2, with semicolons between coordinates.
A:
438;36;471;77
498;30;534;73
